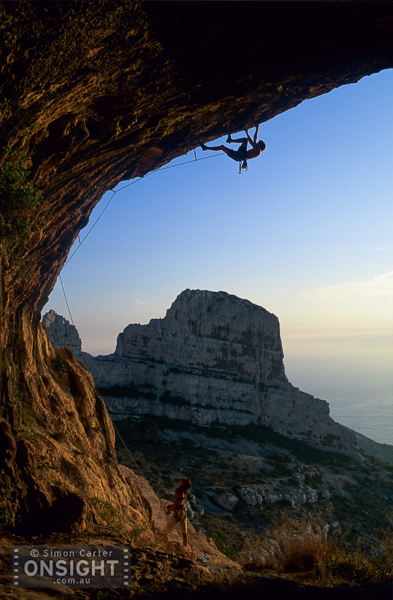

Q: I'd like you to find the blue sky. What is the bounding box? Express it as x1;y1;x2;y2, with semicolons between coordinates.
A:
44;69;393;442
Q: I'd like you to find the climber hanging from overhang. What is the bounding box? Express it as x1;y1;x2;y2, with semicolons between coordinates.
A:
199;125;266;173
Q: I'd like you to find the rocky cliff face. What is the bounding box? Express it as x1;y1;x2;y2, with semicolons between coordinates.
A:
42;310;82;355
1;1;390;532
43;290;359;459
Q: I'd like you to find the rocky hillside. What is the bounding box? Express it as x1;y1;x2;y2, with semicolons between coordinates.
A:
43;290;359;458
114;414;393;562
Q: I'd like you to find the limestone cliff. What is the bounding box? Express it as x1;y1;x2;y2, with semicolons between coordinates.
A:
43;290;359;458
42;309;82;355
1;1;391;533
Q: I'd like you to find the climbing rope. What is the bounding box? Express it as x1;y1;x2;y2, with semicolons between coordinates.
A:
55;150;225;481
63;151;224;268
112;419;146;479
59;274;75;327
59;279;146;479
64;189;118;267
58;149;226;328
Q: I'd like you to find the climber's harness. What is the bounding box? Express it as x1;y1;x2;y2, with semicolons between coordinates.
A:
173;504;187;522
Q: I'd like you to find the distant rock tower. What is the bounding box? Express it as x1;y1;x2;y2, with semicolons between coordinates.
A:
42;290;360;459
42;309;82;355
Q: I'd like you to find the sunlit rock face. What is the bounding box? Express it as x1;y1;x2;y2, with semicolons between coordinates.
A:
44;290;360;459
1;1;389;530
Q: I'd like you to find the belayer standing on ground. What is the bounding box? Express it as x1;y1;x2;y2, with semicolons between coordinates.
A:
200;125;266;171
161;478;192;548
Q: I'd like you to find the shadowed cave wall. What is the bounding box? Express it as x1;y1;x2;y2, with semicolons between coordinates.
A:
1;0;393;533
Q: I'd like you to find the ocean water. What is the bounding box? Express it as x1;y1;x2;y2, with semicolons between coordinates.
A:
283;335;393;446
327;392;392;446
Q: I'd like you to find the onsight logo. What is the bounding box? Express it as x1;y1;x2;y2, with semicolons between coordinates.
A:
12;546;130;588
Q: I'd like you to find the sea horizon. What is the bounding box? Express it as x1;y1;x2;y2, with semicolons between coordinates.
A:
283;333;392;447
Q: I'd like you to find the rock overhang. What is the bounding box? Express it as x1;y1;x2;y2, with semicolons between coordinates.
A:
2;2;393;313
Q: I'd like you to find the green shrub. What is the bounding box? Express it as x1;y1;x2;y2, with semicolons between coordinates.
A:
212;530;242;560
17;405;39;442
0;148;43;242
321;553;378;585
52;355;67;373
89;497;124;531
129;525;147;544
